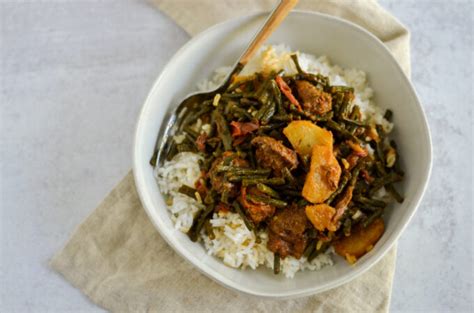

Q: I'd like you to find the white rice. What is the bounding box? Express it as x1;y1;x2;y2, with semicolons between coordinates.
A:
156;45;391;278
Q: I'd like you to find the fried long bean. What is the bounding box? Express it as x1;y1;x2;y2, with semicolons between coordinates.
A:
227;174;269;183
216;166;271;175
242;177;286;186
178;185;197;199
363;208;383;228
188;203;215;242
274;254;281;275
232;201;254;231
213;110;232;151
256;183;281;199
325;119;362;143
326;172;351;204
386;184;404;203
246;194;288;208
354;196;387;208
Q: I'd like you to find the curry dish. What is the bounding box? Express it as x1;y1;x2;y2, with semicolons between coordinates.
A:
152;53;404;274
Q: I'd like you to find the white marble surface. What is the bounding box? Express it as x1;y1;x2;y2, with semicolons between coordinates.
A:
0;0;472;312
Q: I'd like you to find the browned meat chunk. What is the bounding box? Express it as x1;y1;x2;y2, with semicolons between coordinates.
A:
268;231;307;259
251;136;298;175
267;205;309;259
295;80;332;115
208;152;248;197
239;186;275;224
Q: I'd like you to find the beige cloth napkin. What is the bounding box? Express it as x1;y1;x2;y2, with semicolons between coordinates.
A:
51;1;411;312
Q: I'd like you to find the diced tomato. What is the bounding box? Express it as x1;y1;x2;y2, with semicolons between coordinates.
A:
196;133;207;152
275;76;303;111
215;202;230;214
230;121;259;138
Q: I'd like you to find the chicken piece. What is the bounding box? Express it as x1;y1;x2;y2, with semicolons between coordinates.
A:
267;205;309;259
283;120;333;156
305;204;338;232
251;136;298;175
239;187;275;224
208;152;248;197
295;80;332;115
333;218;385;264
302;144;342;203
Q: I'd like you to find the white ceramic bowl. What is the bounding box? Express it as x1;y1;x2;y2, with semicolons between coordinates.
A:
133;11;432;298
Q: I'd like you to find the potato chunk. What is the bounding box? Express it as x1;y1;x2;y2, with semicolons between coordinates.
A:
302;144;341;203
305;204;338;232
333;218;385;264
283;121;333;156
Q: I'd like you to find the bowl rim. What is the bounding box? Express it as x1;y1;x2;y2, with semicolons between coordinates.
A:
133;10;432;299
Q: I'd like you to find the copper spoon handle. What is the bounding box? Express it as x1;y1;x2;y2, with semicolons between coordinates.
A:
239;0;299;66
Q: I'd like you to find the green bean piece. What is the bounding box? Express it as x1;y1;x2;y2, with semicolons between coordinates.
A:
343;218;352;237
204;219;215;240
303;240;316;258
166;140;178;161
297;198;310;207
187;203;215;242
176;143;195;153
246;194;288;208
343;118;369;127
240;98;259;107
213;110;232;151
256;183;281;199
349;159;366;186
280;189;302;197
368;173;403;196
326;172;351;204
325;120;362;143
384;109;393;121
228;102;253;119
221;92;244;99
386;184;404;203
259;123;285;132
221;191;229;204
363;208;383;228
217;166;271;176
242;177;286;186
149;149;158;166
330;86;355;93
300;154;310;172
270;79;284;114
308;242;329;262
232;201;254;231
259;101;276;125
274;254;281;275
290;54;305;74
271;114;293;122
354;196;387;208
204;190;216;205
349;105;362;125
254;75;274;101
183;125;200;139
178;185;197;199
227;174;269;183
282;167;297;186
179;106;212;132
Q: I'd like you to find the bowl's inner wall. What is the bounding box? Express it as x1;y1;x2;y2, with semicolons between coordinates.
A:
134;12;430;296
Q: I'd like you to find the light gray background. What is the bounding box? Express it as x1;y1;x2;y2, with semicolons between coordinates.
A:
1;0;472;312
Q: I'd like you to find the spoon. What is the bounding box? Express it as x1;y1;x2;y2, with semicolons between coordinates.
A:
154;0;299;166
